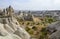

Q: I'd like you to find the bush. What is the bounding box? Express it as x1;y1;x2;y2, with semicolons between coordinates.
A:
48;18;53;23
28;29;34;35
32;26;37;30
26;22;30;25
25;27;30;31
40;27;48;39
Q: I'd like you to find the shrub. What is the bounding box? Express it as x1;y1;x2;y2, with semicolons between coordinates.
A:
28;29;34;35
32;26;37;30
25;27;30;31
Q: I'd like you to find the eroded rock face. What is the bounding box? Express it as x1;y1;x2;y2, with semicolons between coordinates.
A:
0;6;31;39
0;34;22;39
49;31;60;39
0;17;31;39
46;21;60;39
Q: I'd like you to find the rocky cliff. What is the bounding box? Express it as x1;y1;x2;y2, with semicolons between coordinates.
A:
0;16;31;39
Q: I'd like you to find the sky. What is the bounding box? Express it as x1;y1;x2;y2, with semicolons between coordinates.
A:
0;0;60;10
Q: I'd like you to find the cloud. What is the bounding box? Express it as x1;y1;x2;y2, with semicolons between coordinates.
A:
0;0;60;10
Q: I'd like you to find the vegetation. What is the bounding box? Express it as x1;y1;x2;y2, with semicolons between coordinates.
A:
17;16;57;39
40;27;48;39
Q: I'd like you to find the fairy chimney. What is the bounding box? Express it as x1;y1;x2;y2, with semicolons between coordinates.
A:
6;5;14;17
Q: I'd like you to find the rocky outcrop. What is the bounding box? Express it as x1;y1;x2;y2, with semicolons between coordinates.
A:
0;34;22;39
49;31;60;39
0;6;31;39
0;17;31;39
46;21;60;39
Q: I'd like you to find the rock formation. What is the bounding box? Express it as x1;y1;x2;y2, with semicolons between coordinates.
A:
46;21;60;39
0;6;31;39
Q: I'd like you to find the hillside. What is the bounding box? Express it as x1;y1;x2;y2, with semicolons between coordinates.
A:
0;6;31;39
